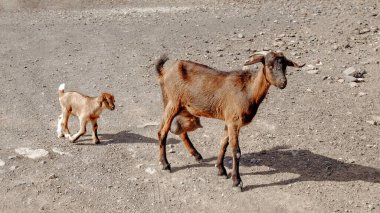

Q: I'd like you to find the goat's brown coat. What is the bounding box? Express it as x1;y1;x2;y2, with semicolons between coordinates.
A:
156;51;303;190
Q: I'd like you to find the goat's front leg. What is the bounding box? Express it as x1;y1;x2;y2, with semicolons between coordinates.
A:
228;124;242;191
216;125;229;177
180;132;203;162
158;102;179;171
91;120;100;144
69;117;87;143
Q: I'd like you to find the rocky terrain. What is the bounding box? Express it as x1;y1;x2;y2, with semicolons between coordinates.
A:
0;0;379;212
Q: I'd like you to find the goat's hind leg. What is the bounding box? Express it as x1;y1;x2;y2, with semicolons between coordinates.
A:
180;132;203;162
216;125;229;177
56;113;64;138
158;102;179;171
69;117;87;143
228;124;243;191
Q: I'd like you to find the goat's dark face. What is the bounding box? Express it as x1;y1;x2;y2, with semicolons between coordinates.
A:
244;51;304;89
265;52;288;89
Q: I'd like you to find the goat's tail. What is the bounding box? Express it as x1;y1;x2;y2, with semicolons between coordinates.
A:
58;83;65;97
155;54;169;76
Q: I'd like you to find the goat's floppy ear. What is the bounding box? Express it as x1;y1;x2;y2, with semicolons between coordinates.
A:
244;54;265;66
97;93;106;105
286;59;305;68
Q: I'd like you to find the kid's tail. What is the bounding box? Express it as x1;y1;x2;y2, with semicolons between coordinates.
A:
58;83;65;97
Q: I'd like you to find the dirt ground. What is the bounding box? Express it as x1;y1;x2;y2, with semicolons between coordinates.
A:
0;0;379;212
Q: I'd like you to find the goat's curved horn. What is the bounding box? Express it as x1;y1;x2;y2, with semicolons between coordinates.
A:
251;51;269;56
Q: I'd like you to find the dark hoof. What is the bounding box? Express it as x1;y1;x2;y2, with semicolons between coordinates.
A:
232;184;243;192
161;163;171;172
232;179;243;192
194;153;203;163
217;166;227;177
93;140;100;144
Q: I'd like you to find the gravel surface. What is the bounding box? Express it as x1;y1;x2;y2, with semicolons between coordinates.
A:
0;0;379;212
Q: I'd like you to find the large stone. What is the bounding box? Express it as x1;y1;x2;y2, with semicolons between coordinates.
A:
15;147;49;159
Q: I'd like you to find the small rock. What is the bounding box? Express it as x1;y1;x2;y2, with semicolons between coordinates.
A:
307;69;319;74
168;149;175;153
237;33;244;39
303;64;316;71
52;147;72;156
358;92;367;97
0;159;5;167
145;167;156;175
343;67;356;76
337;79;345;83
306;88;312;92
372;115;380;123
9;165;17;171
359;28;370;34
49;174;58;179
137;121;159;128
366;120;377;126
349;82;359;87
343;67;366;78
136;164;143;169
8;156;16;160
344;76;357;82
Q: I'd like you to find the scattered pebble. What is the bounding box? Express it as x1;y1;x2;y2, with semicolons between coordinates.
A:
0;159;4;167
349;82;359;88
145;167;156;175
49;174;58;179
307;69;319;75
52;147;72;156
371;115;380;123
366;120;378;126
137;121;159;128
9;165;17;171
358;92;367;97
344;76;357;82
136;164;143;169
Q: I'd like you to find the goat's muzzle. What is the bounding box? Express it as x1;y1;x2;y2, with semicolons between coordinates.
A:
277;80;287;89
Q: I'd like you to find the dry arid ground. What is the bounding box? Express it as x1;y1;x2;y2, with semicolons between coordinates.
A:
0;0;379;212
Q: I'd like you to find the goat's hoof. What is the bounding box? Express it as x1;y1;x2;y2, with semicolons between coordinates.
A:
93;140;100;144
217;167;227;178
232;183;243;192
194;154;203;163
57;133;64;138
161;163;171;172
232;179;243;192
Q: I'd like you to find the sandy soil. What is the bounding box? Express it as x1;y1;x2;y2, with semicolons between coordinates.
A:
0;0;379;212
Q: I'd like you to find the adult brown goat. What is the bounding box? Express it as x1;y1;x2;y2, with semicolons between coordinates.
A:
155;51;304;191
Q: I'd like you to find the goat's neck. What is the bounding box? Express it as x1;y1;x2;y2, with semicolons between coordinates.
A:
249;67;271;105
90;98;105;116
